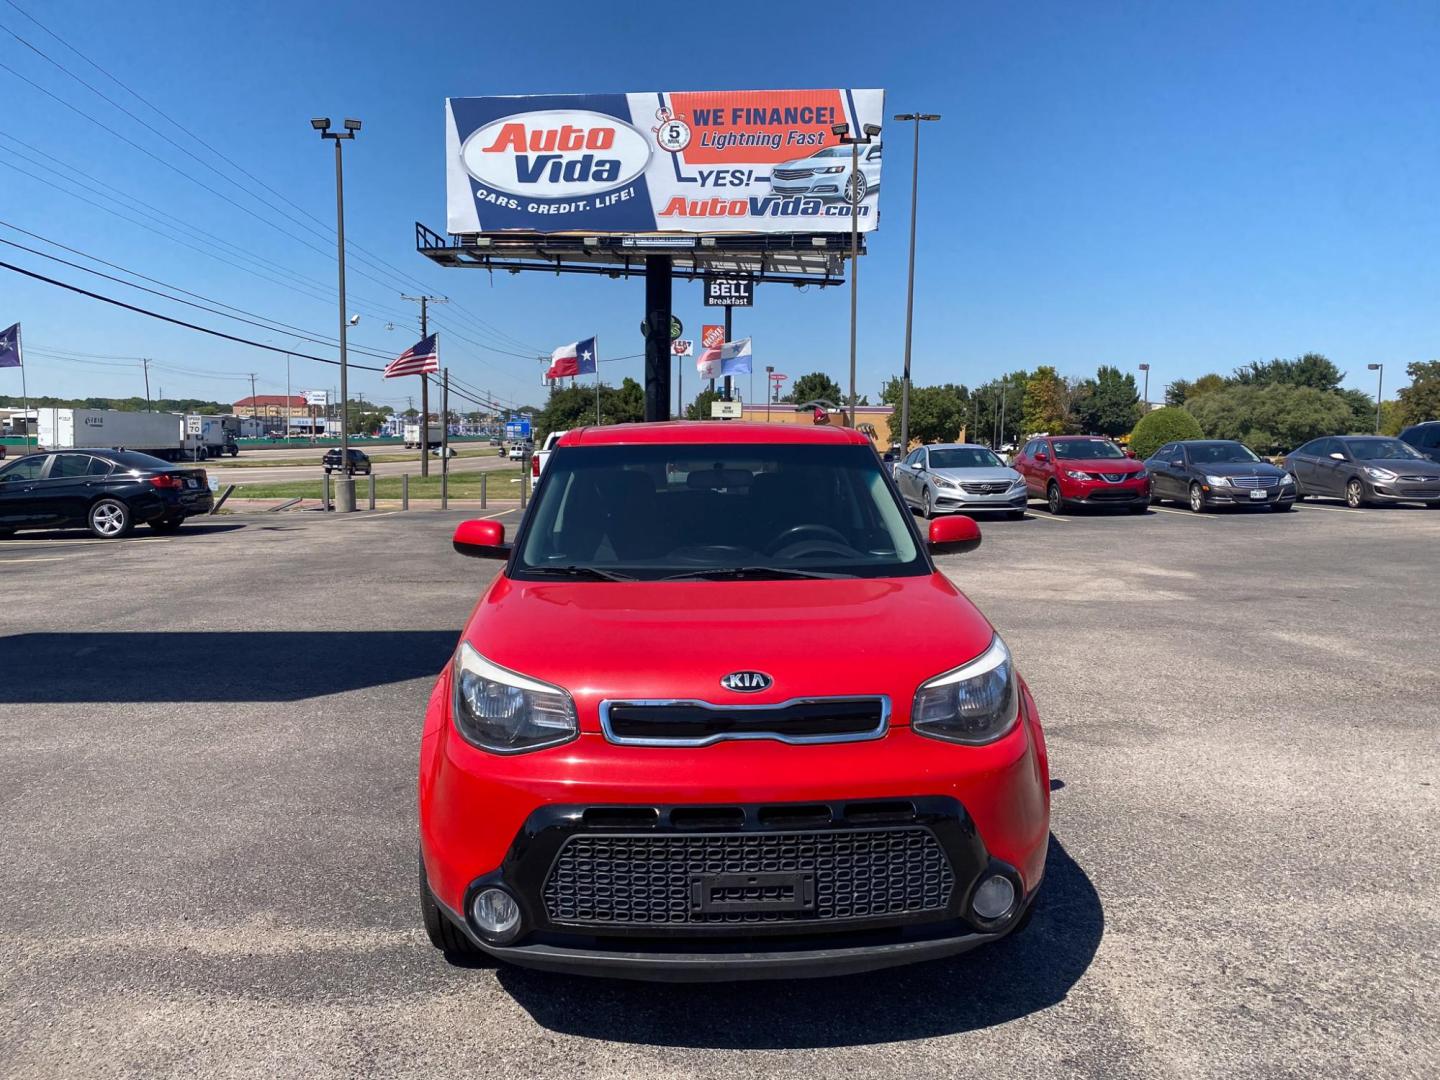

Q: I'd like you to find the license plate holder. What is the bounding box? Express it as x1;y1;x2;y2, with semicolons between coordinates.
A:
1249;488;1266;500
691;872;815;914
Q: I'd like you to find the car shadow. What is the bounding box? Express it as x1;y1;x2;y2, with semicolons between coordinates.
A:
496;834;1100;1048
0;522;249;542
0;630;457;701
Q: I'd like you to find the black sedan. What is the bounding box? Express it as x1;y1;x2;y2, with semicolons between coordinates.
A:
0;449;212;539
1284;436;1440;507
1144;439;1296;512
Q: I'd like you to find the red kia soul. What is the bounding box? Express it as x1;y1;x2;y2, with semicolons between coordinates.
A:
419;422;1050;981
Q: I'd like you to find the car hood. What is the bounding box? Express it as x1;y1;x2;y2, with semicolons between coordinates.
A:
1354;458;1440;474
774;155;835;172
1197;461;1285;477
931;467;1021;484
1055;459;1145;474
463;573;996;731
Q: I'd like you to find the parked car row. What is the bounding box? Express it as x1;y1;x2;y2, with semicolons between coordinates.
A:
899;424;1440;518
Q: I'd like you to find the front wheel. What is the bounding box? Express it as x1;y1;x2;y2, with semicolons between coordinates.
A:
1345;479;1366;508
922;488;935;519
419;855;482;959
1046;482;1065;515
88;498;133;538
1188;483;1207;513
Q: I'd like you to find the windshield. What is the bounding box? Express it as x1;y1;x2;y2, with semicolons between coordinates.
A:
929;447;1003;469
1347;439;1423;461
1187;442;1261;464
513;444;925;581
1051;439;1124;460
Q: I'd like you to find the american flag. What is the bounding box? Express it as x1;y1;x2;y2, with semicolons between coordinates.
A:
382;334;439;378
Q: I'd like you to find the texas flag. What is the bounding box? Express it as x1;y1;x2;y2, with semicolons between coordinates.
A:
0;322;20;368
548;336;597;379
697;336;752;379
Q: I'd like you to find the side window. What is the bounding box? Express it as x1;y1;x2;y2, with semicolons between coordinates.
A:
905;448;923;467
1317;438;1341;458
48;454;99;478
86;456;114;476
1154;443;1174;461
1418;427;1439;450
0;457;46;482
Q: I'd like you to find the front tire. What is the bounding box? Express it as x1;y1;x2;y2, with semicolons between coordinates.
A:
88;498;133;538
419;855;482;959
1188;483;1207;513
1046;482;1065;515
1345;479;1366;508
922;487;935;519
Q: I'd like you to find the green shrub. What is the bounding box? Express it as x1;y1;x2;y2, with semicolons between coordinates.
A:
1129;407;1204;459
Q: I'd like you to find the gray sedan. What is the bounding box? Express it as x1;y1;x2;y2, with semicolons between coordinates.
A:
893;443;1029;518
1284;436;1440;507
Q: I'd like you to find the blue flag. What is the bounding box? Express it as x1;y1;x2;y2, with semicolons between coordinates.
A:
0;322;20;368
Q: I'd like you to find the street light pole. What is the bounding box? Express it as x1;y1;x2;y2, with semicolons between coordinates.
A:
1138;363;1151;411
833;120;882;428
313;116;361;511
893;112;940;456
1368;363;1383;433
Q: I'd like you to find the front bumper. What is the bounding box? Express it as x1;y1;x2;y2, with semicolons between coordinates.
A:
930;486;1028;512
1365;480;1440;503
419;673;1050;980
1201;485;1295;507
1059;480;1151;507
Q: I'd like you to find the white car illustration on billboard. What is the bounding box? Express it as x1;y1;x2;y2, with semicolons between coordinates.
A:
768;142;882;202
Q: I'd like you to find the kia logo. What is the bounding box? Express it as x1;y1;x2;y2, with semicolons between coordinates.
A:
720;671;772;693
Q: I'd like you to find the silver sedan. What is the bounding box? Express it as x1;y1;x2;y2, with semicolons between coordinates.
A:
893;443;1029;518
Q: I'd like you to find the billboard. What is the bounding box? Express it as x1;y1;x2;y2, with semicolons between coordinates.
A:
446;89;884;236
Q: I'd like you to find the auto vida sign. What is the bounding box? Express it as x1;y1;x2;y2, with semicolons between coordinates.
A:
446;89;884;236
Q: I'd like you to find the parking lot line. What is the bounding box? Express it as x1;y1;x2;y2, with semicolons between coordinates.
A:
1021;511;1067;523
1295;503;1366;515
0;556;70;564
1149;506;1213;520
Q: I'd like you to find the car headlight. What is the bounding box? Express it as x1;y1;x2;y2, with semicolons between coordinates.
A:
452;641;577;754
1282;472;1297;486
912;636;1020;745
1205;474;1231;486
820;165;846;173
1008;476;1027;489
1364;466;1397;481
1063;469;1092;480
1132;468;1148;480
932;474;957;487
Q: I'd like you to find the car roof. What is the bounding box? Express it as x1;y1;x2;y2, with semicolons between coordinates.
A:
559;421;871;447
1046;434;1115;441
926;443;991;451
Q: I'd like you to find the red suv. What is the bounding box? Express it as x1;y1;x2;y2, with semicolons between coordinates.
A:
418;422;1050;981
1013;435;1150;514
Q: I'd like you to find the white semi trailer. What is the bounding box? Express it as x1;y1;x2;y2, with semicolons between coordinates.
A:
37;408;224;461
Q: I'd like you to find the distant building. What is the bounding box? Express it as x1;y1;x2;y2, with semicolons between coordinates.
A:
233;394;309;419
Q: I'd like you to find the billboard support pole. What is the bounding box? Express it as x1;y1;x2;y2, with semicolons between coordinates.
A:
644;256;672;422
722;306;733;402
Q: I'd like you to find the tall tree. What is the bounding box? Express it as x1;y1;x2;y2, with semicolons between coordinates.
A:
684;386;724;420
1396;361;1440;426
782;371;844;406
903;385;969;446
1073;365;1142;437
1021;366;1073;437
1185;384;1354;455
1232;353;1345;392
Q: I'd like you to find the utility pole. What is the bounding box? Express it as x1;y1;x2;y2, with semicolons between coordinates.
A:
248;373;258;434
402;294;447;476
1138;363;1151;411
894;112;940;456
441;367;450;505
142;358;152;411
1368;363;1384;433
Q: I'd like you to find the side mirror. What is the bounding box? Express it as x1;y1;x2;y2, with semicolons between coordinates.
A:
1034;451;1049;463
928;515;981;556
453;519;509;559
914;460;926;471
1123;448;1136;458
1329;452;1345;460
1170;458;1184;469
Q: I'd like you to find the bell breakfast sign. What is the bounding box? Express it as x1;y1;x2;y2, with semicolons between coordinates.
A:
446;89;885;236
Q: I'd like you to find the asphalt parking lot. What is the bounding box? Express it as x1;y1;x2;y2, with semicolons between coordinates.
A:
1;502;1436;1079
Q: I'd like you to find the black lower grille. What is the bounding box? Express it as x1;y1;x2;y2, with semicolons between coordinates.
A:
1087;488;1140;501
602;698;886;745
542;827;954;928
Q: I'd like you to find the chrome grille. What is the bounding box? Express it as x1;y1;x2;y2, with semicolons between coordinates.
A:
960;481;1011;494
1099;472;1129;483
542;827;955;928
1228;475;1279;489
600;697;888;747
771;168;814;180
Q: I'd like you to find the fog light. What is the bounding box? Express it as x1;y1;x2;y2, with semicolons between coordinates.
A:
972;874;1016;921
471;887;521;941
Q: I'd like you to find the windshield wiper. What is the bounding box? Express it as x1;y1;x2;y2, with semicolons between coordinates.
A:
523;565;636;581
660;566;850;581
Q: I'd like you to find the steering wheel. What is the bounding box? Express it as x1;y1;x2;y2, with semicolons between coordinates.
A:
765;524;851;555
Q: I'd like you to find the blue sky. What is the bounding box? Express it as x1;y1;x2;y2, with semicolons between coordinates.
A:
2;0;1436;411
